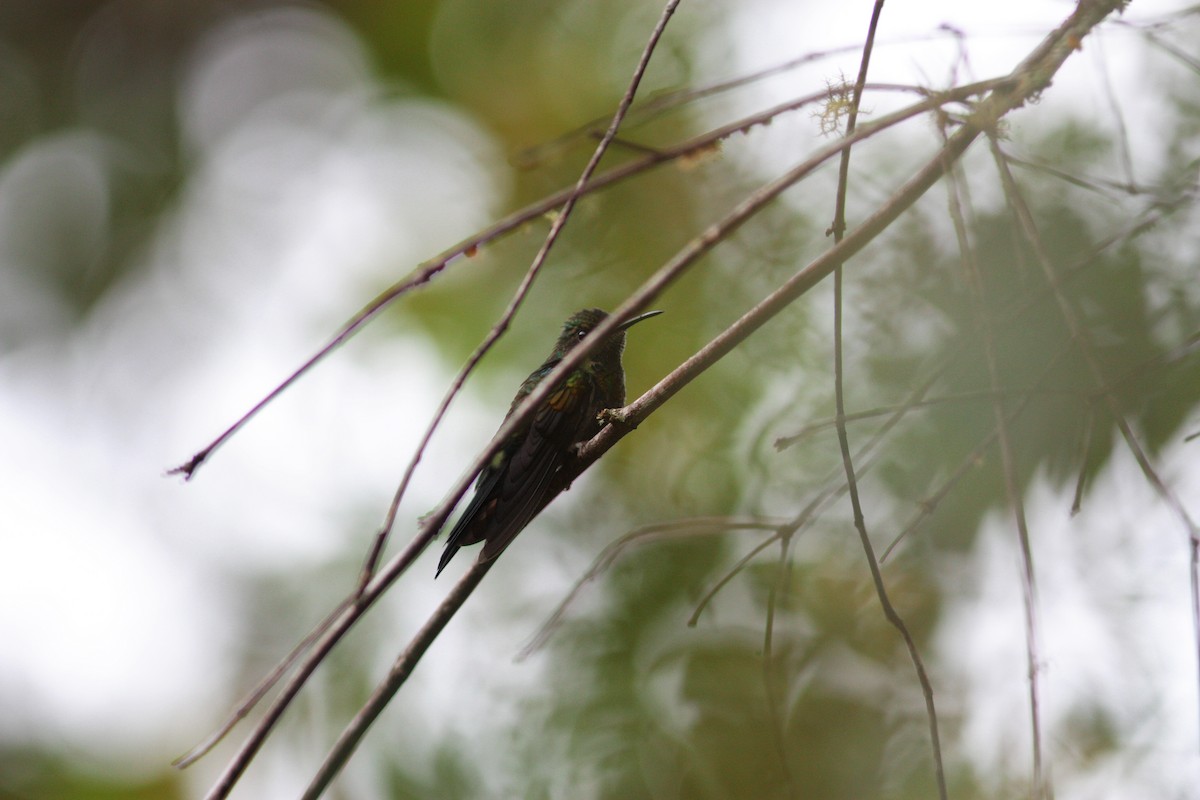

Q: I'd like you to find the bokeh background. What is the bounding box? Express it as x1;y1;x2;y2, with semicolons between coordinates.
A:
1;1;1198;798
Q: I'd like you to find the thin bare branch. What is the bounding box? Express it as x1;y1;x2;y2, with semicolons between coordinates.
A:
693;356;949;623
301;556;495;800
200;537;426;800
519;516;785;659
167;75;1001;482
1093;30;1137;189
775;389;1004;449
357;0;684;586
763;532;798;800
689;436;894;628
1142;29;1200;74
689;534;785;627
1006;153;1150;199
946;148;1045;797
1070;409;1096;517
828;2;948;797
199;2;685;794
880;342;1074;563
988;133;1200;750
172;595;354;768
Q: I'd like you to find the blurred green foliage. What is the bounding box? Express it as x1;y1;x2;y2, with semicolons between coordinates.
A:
0;749;183;800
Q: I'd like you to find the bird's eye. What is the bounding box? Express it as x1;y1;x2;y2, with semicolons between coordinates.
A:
576;328;590;340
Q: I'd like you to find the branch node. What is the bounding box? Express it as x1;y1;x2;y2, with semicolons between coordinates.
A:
598;406;637;429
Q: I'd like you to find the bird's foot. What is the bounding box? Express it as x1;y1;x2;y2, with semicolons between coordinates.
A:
598;407;636;429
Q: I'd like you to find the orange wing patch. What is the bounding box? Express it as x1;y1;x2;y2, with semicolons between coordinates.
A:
545;384;579;413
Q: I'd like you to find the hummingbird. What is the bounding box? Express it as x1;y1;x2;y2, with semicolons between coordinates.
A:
437;308;662;576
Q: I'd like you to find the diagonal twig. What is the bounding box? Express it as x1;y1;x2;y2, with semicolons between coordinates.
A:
165;74;993;484
301;556;496;800
355;0;685;586
881;342;1074;563
518;516;788;659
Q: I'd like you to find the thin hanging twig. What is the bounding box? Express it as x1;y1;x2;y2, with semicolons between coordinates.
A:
945;149;1046;797
988;133;1200;751
171;595;353;768
775;389;1006;449
879;179;1199;562
1070;409;1096;517
763;531;799;800
880;342;1074;563
827;1;948;797
513;30;961;168
519;516;786;659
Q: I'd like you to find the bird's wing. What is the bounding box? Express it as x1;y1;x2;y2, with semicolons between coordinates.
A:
437;373;597;575
476;375;597;561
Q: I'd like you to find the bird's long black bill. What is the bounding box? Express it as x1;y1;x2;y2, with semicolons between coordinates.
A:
617;309;663;331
